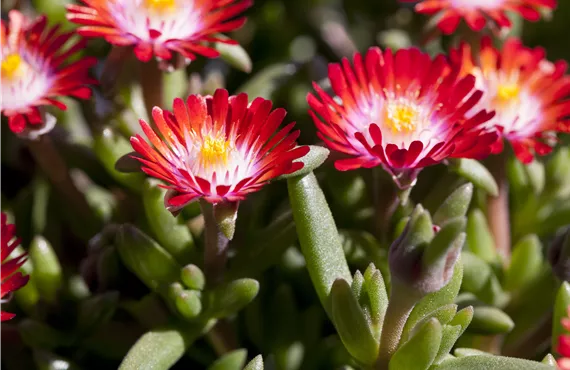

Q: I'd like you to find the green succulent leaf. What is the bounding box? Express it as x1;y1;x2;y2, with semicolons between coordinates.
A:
94;127;144;192
77;292;120;335
389;318;442;370
287;172;352;317
466;209;497;264
29;236;63;304
504;235;543;292
448;159;498;196
214;36;252;73
181;264;206;291
33;350;81;370
553;282;570;355
434;355;555;370
142;179;195;263
330;278;379;365
244;355;264;370
402;304;457;342
115;224;181;293
207;278;260;319
434;307;474;364
207;349;248;370
432;183;473;225
541;354;557;366
469;307;514;335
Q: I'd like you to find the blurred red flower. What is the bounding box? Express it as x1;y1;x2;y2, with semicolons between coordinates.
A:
1;213;29;322
450;37;570;163
400;0;556;35
67;0;252;63
1;10;97;135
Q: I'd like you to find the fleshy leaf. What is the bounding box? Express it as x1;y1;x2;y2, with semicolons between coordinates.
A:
448;159;498;196
389;318;442;370
331;278;379;365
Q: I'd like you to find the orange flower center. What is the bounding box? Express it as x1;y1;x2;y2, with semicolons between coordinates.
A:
495;84;520;105
1;54;23;80
384;103;418;133
199;134;232;169
144;0;176;13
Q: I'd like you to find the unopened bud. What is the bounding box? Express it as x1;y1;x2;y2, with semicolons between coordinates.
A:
389;205;465;296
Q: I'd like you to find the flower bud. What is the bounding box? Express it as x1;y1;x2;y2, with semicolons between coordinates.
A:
549;227;570;282
389;205;465;296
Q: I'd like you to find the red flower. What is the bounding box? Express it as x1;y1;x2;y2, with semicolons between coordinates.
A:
130;89;309;207
1;213;29;322
400;0;556;35
450;37;570;163
66;0;253;63
307;47;497;187
557;306;570;369
1;10;97;135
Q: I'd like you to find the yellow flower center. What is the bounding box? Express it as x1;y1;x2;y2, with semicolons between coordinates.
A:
385;104;418;133
495;84;520;105
199;135;232;169
1;54;23;80
144;0;176;13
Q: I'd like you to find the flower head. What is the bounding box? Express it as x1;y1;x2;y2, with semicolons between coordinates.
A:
400;0;556;35
66;0;253;63
450;37;570;163
1;10;97;135
1;213;29;322
130;89;309;207
307;47;497;186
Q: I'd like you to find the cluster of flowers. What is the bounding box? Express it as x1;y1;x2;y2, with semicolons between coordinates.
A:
1;0;569;355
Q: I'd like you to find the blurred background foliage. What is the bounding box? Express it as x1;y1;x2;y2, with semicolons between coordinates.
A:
2;0;570;369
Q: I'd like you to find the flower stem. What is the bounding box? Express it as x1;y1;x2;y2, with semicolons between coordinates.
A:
26;135;93;223
200;200;229;286
376;282;420;369
140;59;164;122
487;153;511;266
206;320;238;356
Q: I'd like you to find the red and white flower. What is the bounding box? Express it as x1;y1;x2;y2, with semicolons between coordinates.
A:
450;37;570;163
130;89;309;207
307;47;497;187
66;0;252;63
1;213;29;322
1;10;97;135
400;0;557;35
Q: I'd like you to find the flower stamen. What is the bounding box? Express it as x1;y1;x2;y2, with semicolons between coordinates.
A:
385;102;419;133
144;0;176;13
1;54;24;80
495;84;520;105
199;134;232;169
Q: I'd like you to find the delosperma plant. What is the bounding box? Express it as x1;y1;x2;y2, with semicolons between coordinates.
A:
1;0;570;369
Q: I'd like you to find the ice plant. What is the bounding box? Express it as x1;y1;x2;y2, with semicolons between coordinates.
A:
307;47;497;188
130;88;309;208
450;37;570;163
66;0;253;63
1;213;29;322
400;0;556;35
1;10;97;135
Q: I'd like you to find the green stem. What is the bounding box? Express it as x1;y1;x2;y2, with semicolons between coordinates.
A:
376;282;421;369
200;200;229;286
287;172;351;318
140;59;164;124
487;153;511;266
27;135;94;223
206;320;238;356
